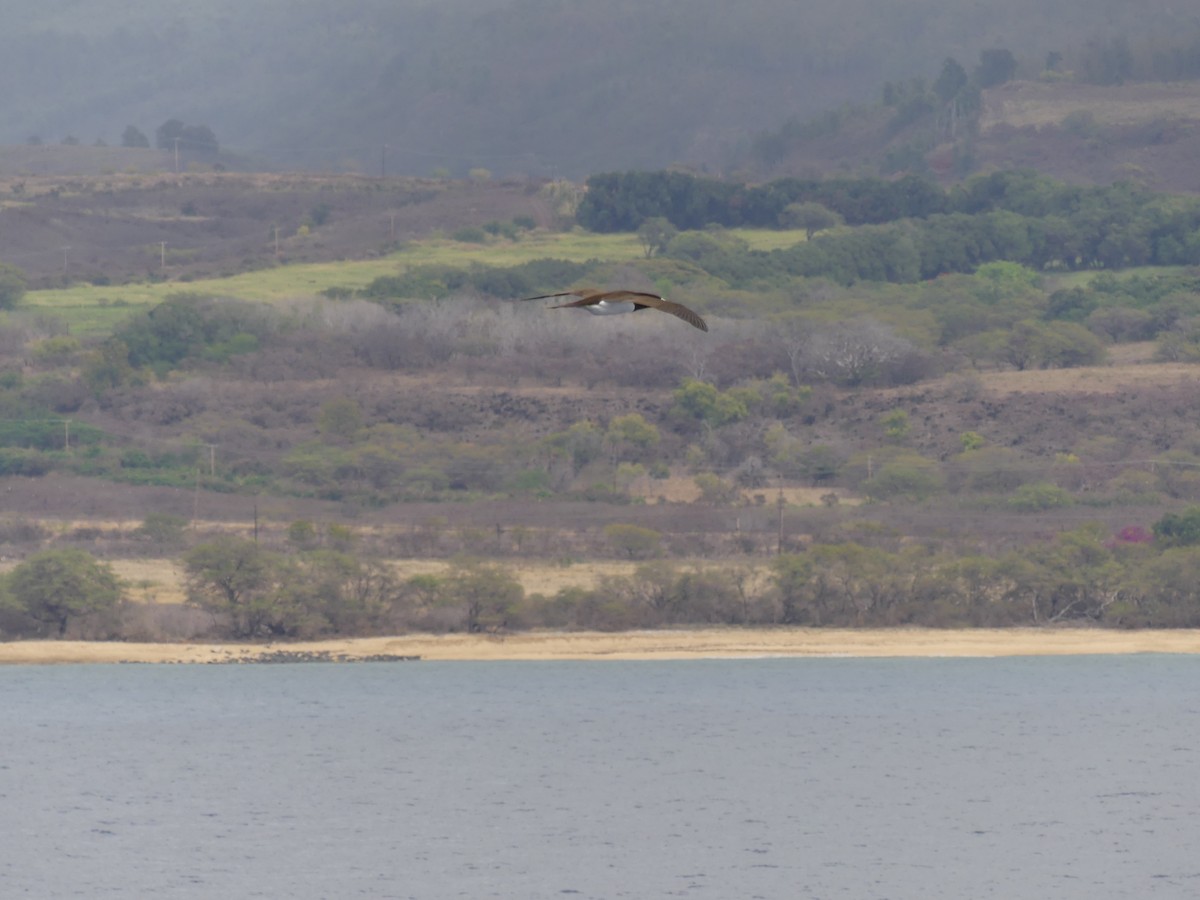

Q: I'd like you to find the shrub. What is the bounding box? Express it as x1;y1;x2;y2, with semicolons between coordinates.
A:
694;472;740;505
136;513;189;548
604;523;662;559
451;226;488;243
1152;507;1200;546
865;454;944;501
1008;482;1074;512
287;519;319;548
0;263;27;310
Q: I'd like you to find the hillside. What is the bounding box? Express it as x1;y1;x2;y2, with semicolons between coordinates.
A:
746;79;1200;194
0;171;563;287
972;81;1200;192
3;0;1197;178
5;166;1200;638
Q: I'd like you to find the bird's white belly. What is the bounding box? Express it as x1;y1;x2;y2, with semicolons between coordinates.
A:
586;300;637;316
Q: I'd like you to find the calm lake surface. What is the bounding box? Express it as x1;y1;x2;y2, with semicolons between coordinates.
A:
2;657;1199;899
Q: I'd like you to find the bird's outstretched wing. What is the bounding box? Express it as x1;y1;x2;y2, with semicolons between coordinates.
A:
603;291;709;332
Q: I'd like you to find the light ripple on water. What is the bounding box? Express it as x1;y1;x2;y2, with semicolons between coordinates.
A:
2;657;1199;898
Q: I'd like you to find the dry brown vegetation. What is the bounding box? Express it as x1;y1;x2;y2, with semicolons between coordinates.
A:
71;556;650;607
0;171;557;287
979;81;1200;131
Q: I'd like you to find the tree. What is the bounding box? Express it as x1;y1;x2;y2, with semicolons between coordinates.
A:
184;536;288;637
544;420;605;474
156;119;186;150
1008;482;1073;512
1001;526;1122;623
1033;321;1106;368
780;201;843;239
317;397;364;441
604;523;662;559
880;409;910;443
636;217;678;257
946;446;1028;493
934;57;968;102
694;472;740;505
801;319;914;386
1128;547;1200;626
975;49;1017;88
283;550;401;634
0;264;27;310
670;379;750;427
771;553;814;624
798;444;844;484
121;125;150;148
80;340;139;394
135;513;188;549
1153;507;1200;546
1080;36;1134;85
606;413;660;460
865;453;945;501
444;562;524;632
6;549;123;637
156;120;219;156
999;319;1105;370
180;124;219;156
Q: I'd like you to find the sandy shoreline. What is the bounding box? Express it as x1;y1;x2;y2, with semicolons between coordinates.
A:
5;627;1200;665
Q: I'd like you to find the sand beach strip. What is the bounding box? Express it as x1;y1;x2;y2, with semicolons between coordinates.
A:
5;627;1200;665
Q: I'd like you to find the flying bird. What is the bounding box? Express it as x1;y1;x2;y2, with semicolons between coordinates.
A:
519;289;708;332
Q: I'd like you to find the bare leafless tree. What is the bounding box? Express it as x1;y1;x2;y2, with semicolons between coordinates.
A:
800;318;914;386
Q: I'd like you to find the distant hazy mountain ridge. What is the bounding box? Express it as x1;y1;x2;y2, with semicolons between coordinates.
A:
1;0;1196;177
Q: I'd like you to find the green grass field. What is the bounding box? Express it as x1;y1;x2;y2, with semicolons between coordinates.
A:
25;228;808;335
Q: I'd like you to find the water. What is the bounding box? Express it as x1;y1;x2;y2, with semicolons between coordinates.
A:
2;657;1199;899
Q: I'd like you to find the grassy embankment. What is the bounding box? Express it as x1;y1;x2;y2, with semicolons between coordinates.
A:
24;228;808;334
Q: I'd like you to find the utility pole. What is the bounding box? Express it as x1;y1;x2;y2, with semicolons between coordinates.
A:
160;241;167;269
776;474;785;556
173;137;180;173
63;419;70;451
192;467;200;524
207;444;216;477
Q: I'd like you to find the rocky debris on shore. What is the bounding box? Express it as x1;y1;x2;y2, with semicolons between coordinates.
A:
221;650;421;664
116;650;422;664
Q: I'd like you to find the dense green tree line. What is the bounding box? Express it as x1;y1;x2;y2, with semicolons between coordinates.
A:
169;511;1200;633
12;513;1200;640
578;170;946;232
114;293;269;374
577;171;1200;284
